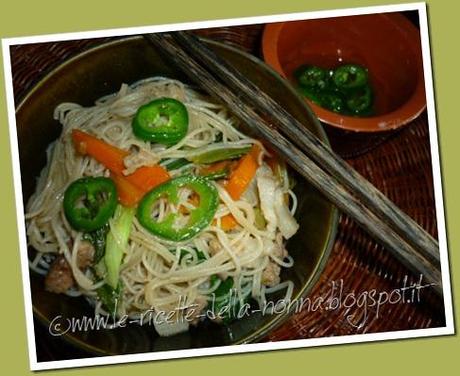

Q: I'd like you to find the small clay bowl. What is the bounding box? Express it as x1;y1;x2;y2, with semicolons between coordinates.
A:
262;13;426;132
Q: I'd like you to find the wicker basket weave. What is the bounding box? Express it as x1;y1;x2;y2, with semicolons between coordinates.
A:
9;24;444;357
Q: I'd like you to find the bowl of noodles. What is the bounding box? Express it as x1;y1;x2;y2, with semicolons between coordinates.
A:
17;36;338;355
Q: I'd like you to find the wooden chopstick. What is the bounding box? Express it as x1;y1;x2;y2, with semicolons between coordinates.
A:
171;31;440;266
143;32;442;296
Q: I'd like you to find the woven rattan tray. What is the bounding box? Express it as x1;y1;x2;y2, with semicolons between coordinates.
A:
9;23;444;359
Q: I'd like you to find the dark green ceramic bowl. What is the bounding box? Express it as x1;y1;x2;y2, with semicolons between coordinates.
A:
16;36;338;356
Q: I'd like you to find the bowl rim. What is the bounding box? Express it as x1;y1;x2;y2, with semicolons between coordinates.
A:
261;13;427;132
17;35;339;354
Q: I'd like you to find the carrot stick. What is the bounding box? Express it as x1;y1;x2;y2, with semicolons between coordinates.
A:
127;165;170;192
218;144;262;231
220;214;239;231
225;144;261;200
111;173;145;207
72;129;128;175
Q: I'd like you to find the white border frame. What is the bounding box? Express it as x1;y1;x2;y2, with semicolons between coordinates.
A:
1;2;454;371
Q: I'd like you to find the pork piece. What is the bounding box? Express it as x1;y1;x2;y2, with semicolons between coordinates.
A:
76;240;95;269
261;262;281;287
44;255;74;294
209;239;222;256
261;235;288;287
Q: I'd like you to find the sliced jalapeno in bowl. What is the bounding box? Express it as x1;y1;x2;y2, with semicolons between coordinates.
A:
320;91;346;113
295;63;374;117
132;97;189;145
332;64;368;90
295;65;329;91
63;177;118;232
346;85;373;114
137;175;218;242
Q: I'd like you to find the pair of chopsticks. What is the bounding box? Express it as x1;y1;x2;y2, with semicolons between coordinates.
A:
144;31;442;296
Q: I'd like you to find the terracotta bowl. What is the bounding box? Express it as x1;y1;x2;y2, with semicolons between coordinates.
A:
262;13;426;132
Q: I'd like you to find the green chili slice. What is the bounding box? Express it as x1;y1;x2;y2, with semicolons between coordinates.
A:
137;175;218;242
187;144;251;164
346;85;373;114
63;177;117;232
332;64;369;90
201;168;229;181
320;91;347;113
295;65;329;91
132;97;189;145
161;158;191;171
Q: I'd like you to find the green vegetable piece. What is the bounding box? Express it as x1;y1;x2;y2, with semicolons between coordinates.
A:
132;97;189;145
346;85;373;114
320;91;347;113
83;223;109;264
254;207;267;230
137;175;219;242
332;64;369;90
161;158;191;171
97;282;122;316
104;205;135;288
213;276;233;298
194;249;207;261
187;144;251;164
171;247;207;264
210;276;234;318
295;65;329;91
201;168;230;181
295;62;373;117
63;177;117;232
209;276;251;324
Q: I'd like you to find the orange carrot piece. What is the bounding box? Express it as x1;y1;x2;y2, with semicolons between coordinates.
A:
225;144;261;200
217;144;262;231
72;129;129;174
111;173;145;207
127;165;170;192
220;214;239;231
113;167;170;208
